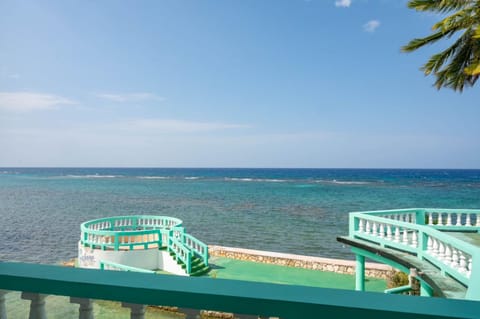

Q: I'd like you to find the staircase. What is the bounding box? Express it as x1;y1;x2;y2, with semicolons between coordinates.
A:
169;250;210;276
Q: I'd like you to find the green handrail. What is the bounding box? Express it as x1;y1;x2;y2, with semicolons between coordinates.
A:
349;208;480;298
1;262;479;319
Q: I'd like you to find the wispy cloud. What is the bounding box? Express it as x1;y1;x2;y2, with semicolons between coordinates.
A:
363;20;380;32
335;0;351;8
0;92;75;112
122;118;249;133
96;92;165;103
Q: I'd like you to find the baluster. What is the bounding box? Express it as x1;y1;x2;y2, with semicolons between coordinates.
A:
411;231;418;247
451;248;459;269
459;253;467;274
358;219;365;232
379;223;385;238
428;212;434;225
437;242;445;260
365;221;371;234
402;228;408;245
122;303;146;319
476;214;480;227
22;292;47;319
394;226;400;243
467;257;473;278
455;213;461;226
438;213;444;226
0;290;8;319
386;224;392;240
427;236;433;253
70;297;94;319
444;245;452;265
432;239;438;256
466;214;471;226
372;222;378;236
446;213;452;226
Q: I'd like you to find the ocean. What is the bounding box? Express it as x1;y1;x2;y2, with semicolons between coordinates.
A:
1;168;480;264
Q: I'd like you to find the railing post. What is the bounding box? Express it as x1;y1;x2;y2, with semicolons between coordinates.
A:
0;290;8;319
21;292;47;319
121;303;146;319
355;254;365;291
70;297;94;319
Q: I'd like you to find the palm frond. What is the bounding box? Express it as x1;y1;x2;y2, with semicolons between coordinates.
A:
408;0;475;13
402;31;446;52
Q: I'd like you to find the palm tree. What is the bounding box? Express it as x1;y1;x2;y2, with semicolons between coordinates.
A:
402;0;480;91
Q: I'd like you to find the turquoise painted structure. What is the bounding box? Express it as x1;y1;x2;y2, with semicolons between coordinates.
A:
1;210;480;317
339;208;480;300
80;215;209;275
0;262;479;318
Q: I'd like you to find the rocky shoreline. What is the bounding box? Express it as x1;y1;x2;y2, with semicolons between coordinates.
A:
209;245;393;279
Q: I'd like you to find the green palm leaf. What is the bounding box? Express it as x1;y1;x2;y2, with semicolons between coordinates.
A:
404;0;480;91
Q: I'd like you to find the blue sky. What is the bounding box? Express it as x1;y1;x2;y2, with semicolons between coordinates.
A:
0;0;479;168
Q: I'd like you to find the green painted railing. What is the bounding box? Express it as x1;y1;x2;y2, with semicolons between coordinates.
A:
1;261;480;319
168;236;192;274
348;208;480;299
80;215;208;274
99;260;156;274
182;233;209;266
81;215;182;250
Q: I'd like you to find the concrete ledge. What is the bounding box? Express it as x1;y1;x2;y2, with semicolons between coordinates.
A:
209;245;393;279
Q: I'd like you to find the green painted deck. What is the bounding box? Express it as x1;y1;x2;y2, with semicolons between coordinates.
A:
207;257;386;292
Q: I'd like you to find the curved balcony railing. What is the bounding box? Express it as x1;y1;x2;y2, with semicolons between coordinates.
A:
80;215;182;250
80;215;208;274
349;208;480;294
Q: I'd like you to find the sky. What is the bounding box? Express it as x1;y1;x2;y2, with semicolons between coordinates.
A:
0;0;479;168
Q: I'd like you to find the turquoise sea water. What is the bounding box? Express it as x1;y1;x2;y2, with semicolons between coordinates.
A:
1;168;480;264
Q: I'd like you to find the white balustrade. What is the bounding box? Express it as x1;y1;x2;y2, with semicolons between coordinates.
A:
0;290;8;319
379;223;385;238
451;249;459;269
411;231;418;248
70;297;94;319
21;292;47;319
394;227;400;243
386;225;392;240
122;303;146;319
446;213;452;226
358;219;364;233
454;214;461;226
402;228;408;245
365;221;371;234
438;213;444;226
465;214;471;226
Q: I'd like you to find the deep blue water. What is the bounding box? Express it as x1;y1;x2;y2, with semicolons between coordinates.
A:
1;168;480;263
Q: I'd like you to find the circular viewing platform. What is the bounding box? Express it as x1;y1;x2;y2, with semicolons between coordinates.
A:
80;215;183;251
79;215;209;276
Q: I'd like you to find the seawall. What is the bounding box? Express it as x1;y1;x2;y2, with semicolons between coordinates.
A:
209;245;393;279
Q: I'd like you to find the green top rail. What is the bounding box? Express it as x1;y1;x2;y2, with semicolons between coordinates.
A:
1;261;479;319
348;208;480;300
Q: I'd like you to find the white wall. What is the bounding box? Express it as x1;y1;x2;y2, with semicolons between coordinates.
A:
78;242;187;276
